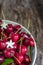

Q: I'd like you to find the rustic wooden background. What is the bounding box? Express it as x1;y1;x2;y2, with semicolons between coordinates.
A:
0;0;43;65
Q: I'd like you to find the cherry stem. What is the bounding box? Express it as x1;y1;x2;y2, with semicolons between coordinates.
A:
15;28;22;34
19;38;22;53
17;37;24;43
1;29;4;40
1;28;7;40
1;32;7;38
30;46;32;61
7;37;11;40
14;56;21;64
1;30;11;40
30;46;31;54
11;53;21;64
28;46;31;61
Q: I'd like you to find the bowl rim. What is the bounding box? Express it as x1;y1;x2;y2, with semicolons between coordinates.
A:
2;20;37;65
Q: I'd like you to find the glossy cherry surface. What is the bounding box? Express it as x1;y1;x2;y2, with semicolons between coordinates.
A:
4;48;15;58
21;45;28;55
0;20;34;65
0;41;6;50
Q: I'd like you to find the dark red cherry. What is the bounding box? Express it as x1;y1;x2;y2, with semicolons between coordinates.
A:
8;27;13;33
0;56;4;64
24;38;34;47
20;32;30;39
21;45;28;55
20;32;25;36
4;26;13;34
4;31;9;37
4;48;15;58
8;24;13;28
29;38;34;47
23;38;29;46
13;25;21;30
24;55;30;64
0;41;6;50
4;24;13;34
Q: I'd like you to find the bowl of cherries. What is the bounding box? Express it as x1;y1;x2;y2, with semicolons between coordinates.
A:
0;20;37;65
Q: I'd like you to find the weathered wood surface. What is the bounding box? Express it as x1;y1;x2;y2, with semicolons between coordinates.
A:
0;0;43;65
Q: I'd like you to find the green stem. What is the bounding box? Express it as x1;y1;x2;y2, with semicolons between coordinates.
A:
17;37;24;43
28;46;31;61
19;38;22;53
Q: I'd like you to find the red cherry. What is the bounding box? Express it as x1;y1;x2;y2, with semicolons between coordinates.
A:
16;53;24;63
4;48;15;58
24;38;29;46
0;41;6;50
20;32;25;36
0;56;4;64
18;54;24;62
29;38;34;47
24;55;30;64
8;27;13;33
8;24;13;28
21;45;28;55
4;24;13;34
13;25;21;30
10;32;19;42
13;33;19;42
2;37;7;43
24;38;34;47
20;32;30;39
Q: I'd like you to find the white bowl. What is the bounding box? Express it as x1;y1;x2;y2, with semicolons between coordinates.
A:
2;20;37;65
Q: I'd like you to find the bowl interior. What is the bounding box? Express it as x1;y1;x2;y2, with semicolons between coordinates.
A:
2;20;37;65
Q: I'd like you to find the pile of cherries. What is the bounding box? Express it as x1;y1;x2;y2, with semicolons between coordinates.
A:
0;20;34;65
